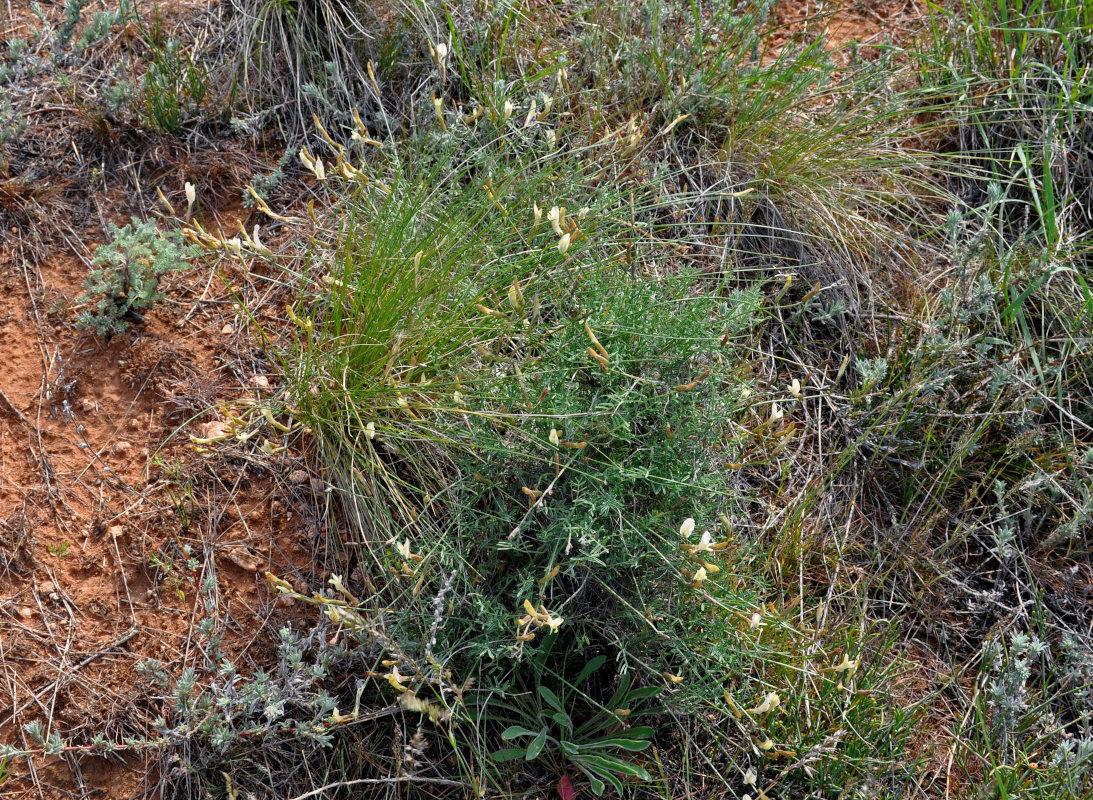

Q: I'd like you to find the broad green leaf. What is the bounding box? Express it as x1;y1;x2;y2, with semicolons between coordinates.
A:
538;685;564;712
580;753;651;781
575;655;607;686
526;729;548;761
622;686;662;703
550;711;572;729
501;725;539;740
591;737;652;752
491;748;528;763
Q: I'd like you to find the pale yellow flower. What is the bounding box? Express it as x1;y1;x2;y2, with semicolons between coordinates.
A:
746;692;780;715
691;530;716;553
548;205;563;235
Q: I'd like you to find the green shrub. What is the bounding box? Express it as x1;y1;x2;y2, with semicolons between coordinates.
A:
140;38;213;134
76;218;197;335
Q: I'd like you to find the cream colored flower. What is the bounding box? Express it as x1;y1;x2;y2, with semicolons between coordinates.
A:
747;692;780;715
769;402;784;423
387;667;409;692
365;421;376;440
184;181;196;214
789;378;801;398
557;232;571;255
831;653;858;673
691;530;716;553
549;428;560;447
679;517;695;538
548;205;563;235
544;610;564;634
744;767;757;786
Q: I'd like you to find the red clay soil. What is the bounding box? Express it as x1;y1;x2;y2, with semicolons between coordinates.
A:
0;229;317;798
774;0;930;58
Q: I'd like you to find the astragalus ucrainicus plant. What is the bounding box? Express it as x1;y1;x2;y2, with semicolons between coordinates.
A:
172;37;917;795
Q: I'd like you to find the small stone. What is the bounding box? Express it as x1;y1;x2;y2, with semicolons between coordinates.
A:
253;375;271;389
221;324;234;335
107;525;125;539
18;606;33;620
288;469;310;484
114;441;131;453
201;420;231;439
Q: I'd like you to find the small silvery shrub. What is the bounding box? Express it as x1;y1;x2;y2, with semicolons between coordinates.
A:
76;218;197;335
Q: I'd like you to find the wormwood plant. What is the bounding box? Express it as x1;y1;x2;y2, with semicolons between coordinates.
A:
76;218;197;335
